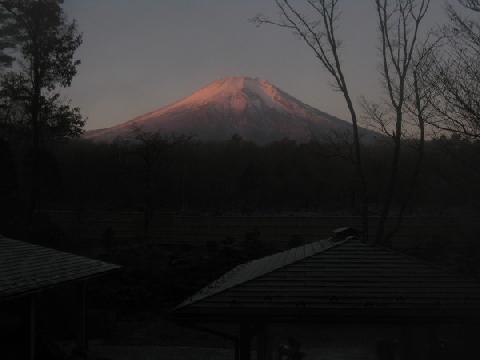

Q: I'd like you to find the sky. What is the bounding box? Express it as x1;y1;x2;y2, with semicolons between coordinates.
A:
62;0;449;130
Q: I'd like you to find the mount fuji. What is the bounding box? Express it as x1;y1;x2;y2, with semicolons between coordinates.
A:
85;76;377;143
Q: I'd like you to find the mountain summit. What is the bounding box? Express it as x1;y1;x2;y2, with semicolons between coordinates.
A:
85;76;375;143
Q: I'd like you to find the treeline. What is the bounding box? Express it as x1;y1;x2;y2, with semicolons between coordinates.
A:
3;135;480;231
56;136;480;212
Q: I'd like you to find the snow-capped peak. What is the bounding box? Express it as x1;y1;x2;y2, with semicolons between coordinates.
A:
160;76;288;114
84;76;377;144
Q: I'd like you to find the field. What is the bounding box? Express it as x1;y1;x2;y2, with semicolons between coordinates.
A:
46;210;480;253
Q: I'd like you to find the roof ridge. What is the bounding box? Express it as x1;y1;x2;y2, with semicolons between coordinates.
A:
0;236;121;269
174;237;349;311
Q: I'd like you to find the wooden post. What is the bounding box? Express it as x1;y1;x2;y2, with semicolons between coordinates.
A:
256;324;270;360
234;338;240;360
77;281;88;357
239;324;252;360
29;296;36;360
427;324;439;360
400;326;413;360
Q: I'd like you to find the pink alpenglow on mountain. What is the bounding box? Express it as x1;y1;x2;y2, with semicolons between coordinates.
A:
85;76;377;143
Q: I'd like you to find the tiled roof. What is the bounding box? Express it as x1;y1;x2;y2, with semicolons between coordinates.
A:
175;237;480;319
178;238;340;309
0;235;120;300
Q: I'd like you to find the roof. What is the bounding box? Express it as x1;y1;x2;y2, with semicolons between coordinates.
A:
178;238;341;309
175;236;480;320
0;235;120;300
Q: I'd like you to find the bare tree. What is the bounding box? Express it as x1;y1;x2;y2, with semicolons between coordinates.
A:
252;0;370;241
459;0;480;11
424;0;480;139
374;39;438;244
368;0;431;245
254;0;432;245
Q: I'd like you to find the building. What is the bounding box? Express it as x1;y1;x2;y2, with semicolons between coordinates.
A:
173;229;480;360
0;235;120;360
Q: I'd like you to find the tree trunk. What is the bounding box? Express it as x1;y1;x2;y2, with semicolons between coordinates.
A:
26;78;41;239
376;110;403;245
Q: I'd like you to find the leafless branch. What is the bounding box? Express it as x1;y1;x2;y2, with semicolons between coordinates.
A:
373;0;431;245
253;0;370;240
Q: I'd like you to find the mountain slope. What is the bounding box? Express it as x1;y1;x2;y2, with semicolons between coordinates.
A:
85;76;377;143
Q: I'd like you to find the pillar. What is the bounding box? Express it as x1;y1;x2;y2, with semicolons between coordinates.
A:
399;326;413;360
239;324;252;360
28;296;36;360
235;338;240;360
256;324;271;360
76;281;88;357
427;324;440;360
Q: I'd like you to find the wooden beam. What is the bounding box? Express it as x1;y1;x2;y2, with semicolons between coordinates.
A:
181;322;237;341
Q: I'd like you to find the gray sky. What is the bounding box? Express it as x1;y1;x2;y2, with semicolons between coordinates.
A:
62;0;448;130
